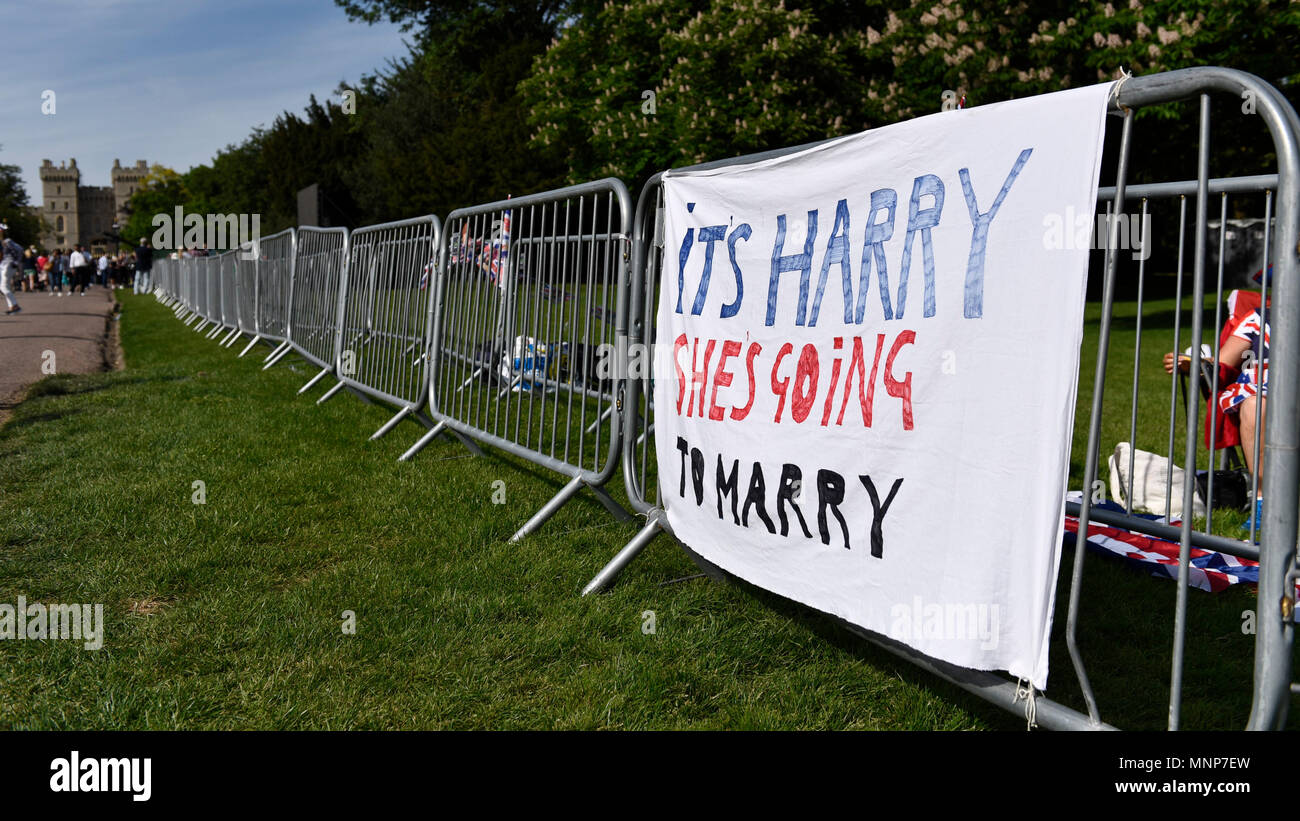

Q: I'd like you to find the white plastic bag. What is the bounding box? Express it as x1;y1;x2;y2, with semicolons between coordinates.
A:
1107;441;1205;519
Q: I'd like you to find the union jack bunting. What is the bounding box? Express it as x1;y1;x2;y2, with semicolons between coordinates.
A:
483;204;511;284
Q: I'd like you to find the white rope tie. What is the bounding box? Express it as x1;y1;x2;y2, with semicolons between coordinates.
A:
1014;678;1039;730
1110;67;1134;113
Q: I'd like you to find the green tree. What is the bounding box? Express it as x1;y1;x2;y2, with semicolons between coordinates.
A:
121;166;187;250
344;9;566;221
522;0;893;186
0;152;46;247
334;0;568;41
522;0;1300;186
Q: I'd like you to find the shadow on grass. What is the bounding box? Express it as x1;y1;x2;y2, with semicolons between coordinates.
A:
2;409;86;430
25;372;187;400
686;566;1025;730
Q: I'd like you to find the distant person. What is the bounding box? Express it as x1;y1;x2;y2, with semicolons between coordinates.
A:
49;249;61;296
0;224;23;315
69;245;91;295
1163;310;1270;535
54;249;71;296
133;238;153;294
36;251;49;291
21;248;37;291
97;252;109;288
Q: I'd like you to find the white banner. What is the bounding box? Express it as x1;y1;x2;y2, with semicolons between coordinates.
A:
654;83;1114;688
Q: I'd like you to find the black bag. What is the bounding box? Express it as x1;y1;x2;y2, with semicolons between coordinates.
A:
1194;470;1251;512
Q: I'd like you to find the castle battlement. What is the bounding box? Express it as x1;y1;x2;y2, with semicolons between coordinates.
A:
39;157;148;252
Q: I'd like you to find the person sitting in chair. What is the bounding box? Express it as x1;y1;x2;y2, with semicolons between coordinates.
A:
1163;306;1268;534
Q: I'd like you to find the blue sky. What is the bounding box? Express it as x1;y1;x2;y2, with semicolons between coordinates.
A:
1;0;411;198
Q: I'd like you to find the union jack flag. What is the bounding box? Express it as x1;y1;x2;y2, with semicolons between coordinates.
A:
1063;494;1265;593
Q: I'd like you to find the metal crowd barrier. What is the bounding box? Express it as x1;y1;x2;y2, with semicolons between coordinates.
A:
188;256;211;331
200;256;218;337
217;251;243;347
235;246;260;356
175;257;193;323
153;258;174;306
589;67;1299;731
201;256;221;339
205;253;226;340
258;228;297;369
169;258;190;320
401;180;633;541
175;258;195;322
208;256;225;338
1078;174;1286;728
323;215;440;435
280;227;348;393
164;260;177;307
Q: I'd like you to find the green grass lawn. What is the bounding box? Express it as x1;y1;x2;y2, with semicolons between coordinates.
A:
0;289;1292;730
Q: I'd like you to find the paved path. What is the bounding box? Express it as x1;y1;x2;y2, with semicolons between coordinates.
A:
0;286;120;426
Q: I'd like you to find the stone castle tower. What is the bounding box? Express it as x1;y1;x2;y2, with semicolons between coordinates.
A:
38;158;148;252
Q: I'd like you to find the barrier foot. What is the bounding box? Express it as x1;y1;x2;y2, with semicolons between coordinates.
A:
316;380;346;405
298;367;332;395
238;335;262;358
263;340;289;363
223;329;242;347
450;429;484;457
510;476;585;543
262;343;291;370
399;421;445;462
345;385;375;405
371;406;412;440
589;484;634;523
582;513;667;595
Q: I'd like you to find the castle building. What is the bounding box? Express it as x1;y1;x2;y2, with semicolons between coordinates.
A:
38;158;149;252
